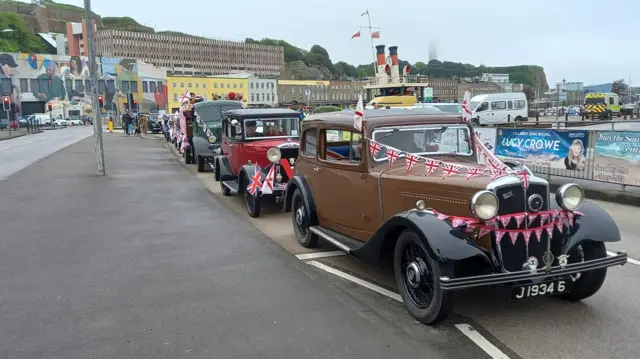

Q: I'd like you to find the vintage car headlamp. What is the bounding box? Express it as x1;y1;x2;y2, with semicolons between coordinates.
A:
556;183;584;211
267;147;281;163
471;190;499;220
416;200;426;211
207;135;217;143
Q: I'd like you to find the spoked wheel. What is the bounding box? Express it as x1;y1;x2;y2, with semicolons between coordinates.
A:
243;176;261;218
394;230;453;325
561;242;607;302
291;189;318;248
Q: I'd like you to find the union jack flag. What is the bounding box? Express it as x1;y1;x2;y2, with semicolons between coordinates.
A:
405;154;420;172
465;166;484;180
424;159;440;176
386;148;400;168
369;140;383;157
441;163;460;179
490;169;506;180
516;170;530;189
247;164;263;196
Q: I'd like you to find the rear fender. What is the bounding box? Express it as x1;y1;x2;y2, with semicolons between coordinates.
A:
283;176;318;224
559;201;622;251
352;210;492;266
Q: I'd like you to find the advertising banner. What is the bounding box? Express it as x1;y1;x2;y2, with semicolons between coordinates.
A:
495;129;590;170
592;131;640;185
473;127;497;165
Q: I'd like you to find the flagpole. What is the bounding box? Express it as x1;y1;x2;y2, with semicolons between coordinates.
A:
364;9;377;76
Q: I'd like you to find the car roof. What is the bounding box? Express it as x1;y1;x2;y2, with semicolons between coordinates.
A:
223;108;300;118
194;100;244;111
302;108;465;129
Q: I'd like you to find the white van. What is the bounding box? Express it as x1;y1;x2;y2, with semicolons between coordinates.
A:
26;114;52;125
470;93;528;125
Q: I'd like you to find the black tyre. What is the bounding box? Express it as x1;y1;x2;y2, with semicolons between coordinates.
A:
394;230;453;325
561;242;608;302
291;188;318;248
514;116;523;122
220;175;231;196
214;158;220;181
197;155;205;172
242;175;261;218
471;118;480;126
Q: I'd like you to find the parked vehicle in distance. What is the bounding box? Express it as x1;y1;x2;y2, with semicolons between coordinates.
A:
53;116;67;127
216;108;301;217
189;100;244;172
470;92;528;125
413;102;462;114
284;108;627;324
365;95;418;109
68;119;83;126
584;92;621;120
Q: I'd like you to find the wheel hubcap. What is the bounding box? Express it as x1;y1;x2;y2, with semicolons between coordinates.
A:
406;262;421;288
295;207;305;226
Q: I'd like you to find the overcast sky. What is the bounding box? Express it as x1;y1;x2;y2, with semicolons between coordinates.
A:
61;0;638;86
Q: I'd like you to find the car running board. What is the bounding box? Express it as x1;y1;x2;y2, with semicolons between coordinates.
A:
222;180;239;195
309;226;364;254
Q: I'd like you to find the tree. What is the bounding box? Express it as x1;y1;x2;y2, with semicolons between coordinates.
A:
612;79;627;96
0;12;46;53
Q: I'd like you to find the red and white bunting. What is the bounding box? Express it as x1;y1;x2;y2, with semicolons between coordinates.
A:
465;167;484;180
424;159;440;176
516;170;530;189
441;163;460;179
479;227;492;237
554;220;564;233
533;228;543;242
523;230;533;244
509;231;519;245
528;213;538;225
499;216;511;227
405;154;420;172
490;169;507;180
386;148;400;168
540;213;550;224
451;217;467;228
495;231;505;244
545;225;553;238
514;214;525;228
369;140;383;157
566;212;575;227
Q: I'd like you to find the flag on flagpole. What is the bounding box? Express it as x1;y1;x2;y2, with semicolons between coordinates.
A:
371;31;380;39
261;166;275;194
351;31;361;39
361;10;369;16
461;90;472;122
353;93;364;131
180;90;190;103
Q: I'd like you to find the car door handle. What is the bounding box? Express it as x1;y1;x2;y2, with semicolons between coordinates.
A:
313;166;322;172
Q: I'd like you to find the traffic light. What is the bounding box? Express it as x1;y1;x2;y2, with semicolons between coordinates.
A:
2;96;10;111
132;99;138;111
98;96;104;108
47;102;52;112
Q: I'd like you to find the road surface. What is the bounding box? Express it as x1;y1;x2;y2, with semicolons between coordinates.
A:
175;139;640;359
0;134;489;359
0;127;93;180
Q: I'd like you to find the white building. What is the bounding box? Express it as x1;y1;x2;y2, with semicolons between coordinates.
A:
209;72;278;107
480;73;510;83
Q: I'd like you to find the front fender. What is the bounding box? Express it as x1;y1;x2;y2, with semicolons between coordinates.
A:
352;210;492;266
218;155;235;181
192;136;212;157
283;176;318;223
561;200;621;251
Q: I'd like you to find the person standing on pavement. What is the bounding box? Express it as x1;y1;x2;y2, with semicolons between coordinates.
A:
125;112;133;136
139;115;148;139
108;117;114;133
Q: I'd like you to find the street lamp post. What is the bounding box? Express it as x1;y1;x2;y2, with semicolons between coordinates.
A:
84;0;105;176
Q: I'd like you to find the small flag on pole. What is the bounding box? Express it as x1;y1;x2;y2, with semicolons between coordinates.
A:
180;90;190;103
261;166;275;194
461;90;472;123
351;31;361;39
353;93;364;131
371;31;380;39
361;10;369;16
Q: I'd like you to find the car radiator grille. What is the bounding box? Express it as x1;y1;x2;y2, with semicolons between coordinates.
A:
491;183;562;272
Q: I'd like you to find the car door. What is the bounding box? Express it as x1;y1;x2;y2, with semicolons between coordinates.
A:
222;116;245;175
311;127;376;242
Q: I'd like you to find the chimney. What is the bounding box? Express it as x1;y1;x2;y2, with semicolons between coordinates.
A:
375;44;389;85
388;46;400;84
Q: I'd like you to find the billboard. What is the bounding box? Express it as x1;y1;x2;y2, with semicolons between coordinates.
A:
592;131;640;186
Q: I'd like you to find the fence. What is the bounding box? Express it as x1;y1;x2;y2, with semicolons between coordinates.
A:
476;124;640;190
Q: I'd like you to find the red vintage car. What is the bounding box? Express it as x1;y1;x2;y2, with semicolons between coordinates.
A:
215;108;301;217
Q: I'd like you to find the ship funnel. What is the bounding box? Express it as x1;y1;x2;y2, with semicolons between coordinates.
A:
388;46;400;84
375;44;389;85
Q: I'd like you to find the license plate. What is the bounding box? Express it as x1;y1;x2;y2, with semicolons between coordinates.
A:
511;279;571;300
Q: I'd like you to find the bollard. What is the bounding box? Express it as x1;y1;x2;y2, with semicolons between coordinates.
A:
565;112;568;125
507;114;511;123
582;113;585;121
536;113;539;125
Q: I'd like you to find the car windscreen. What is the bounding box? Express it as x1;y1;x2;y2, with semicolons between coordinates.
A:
585;97;605;105
196;104;243;126
244;117;300;140
372;124;473;161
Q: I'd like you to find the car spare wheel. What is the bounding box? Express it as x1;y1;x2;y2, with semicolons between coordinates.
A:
560;242;608;302
243;175;261;218
291;188;318;248
393;230;453;325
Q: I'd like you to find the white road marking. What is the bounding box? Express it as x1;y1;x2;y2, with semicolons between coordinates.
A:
455;324;511;359
306;260;402;302
608;251;640;266
295;251;346;260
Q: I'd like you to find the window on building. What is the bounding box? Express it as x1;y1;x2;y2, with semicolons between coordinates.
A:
173;82;177;88
174;94;178;101
30;79;39;93
142;81;149;93
250;82;254;89
239;83;243;88
302;129;317;157
214;83;218;88
266;93;270;101
150;81;157;93
323;130;362;163
261;83;264;89
19;79;28;92
180;82;184;88
261;93;265;101
195;83;200;88
75;79;84;93
227;84;230;88
251;93;255;102
233;84;237;88
202;83;207;88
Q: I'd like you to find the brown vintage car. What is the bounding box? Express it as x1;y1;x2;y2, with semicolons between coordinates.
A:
282;108;628;325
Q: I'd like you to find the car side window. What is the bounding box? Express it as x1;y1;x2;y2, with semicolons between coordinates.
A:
324;129;362;164
302;129;317;157
491;101;507;110
476;102;489;112
230;119;243;140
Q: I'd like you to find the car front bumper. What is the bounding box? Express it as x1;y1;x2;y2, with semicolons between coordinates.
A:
440;251;627;291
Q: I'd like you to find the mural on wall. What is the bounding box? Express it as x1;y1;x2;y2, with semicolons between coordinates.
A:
0;52;167;116
100;57;167;113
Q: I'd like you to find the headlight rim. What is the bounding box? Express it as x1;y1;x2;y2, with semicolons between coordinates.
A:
470;190;499;220
555;183;584;211
266;147;282;163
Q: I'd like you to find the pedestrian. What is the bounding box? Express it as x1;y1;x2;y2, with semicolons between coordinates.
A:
108;117;114;133
139;114;148;139
126;113;133;136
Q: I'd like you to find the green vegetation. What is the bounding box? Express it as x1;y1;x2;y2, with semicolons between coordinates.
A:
314;105;342;113
101;16;153;32
0;12;46;53
246;37;549;89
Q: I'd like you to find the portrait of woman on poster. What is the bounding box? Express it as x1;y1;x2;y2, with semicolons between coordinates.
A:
61;56;88;99
564;139;587;171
